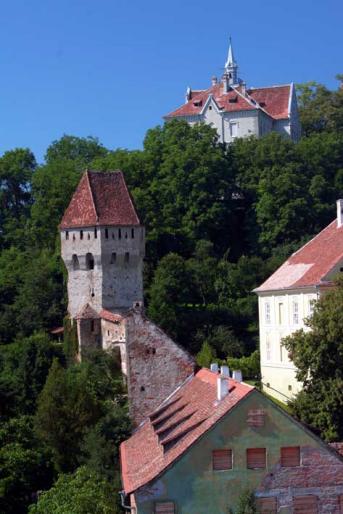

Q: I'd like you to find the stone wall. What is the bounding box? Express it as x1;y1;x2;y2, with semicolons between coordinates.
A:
125;308;195;426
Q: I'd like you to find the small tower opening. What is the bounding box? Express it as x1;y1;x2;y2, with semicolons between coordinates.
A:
86;253;95;270
105;228;109;239
125;252;130;263
131;228;135;238
94;227;97;239
66;231;69;240
118;228;122;239
72;254;80;270
80;230;83;240
111;252;117;264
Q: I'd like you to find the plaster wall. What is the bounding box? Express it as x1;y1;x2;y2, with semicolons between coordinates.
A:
101;318;127;375
134;390;343;514
258;289;318;402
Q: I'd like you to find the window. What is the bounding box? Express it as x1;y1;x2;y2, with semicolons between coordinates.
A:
66;231;69;240
308;298;315;316
86;253;94;270
155;502;175;514
111;252;117;264
140;386;145;392
247;410;265;428
118;228;122;239
230;122;238;138
80;230;83;240
278;303;283;325
125;252;129;263
208;105;212;110
72;254;80;270
293;495;317;513
265;302;271;324
87;233;90;240
279;339;283;362
293;300;299;324
131;228;135;238
94;227;97;238
288;384;292;391
212;449;232;470
281;447;300;467
91;288;94;297
105;228;109;239
90;320;95;332
247;448;266;469
266;333;271;361
256;497;277;514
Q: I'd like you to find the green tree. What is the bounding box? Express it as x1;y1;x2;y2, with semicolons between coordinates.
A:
28;466;118;514
196;341;216;368
0;416;54;514
283;277;343;440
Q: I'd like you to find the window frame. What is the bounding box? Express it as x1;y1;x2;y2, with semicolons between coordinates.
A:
264;302;271;324
246;448;267;470
280;446;300;467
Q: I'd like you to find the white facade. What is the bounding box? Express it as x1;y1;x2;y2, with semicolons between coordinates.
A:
258;288;318;402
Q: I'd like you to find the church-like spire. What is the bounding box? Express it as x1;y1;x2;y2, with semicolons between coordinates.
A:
223;37;239;87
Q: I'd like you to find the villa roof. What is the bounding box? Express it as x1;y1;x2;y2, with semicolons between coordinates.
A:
255;219;343;293
165;84;291;121
60;170;141;229
120;368;253;494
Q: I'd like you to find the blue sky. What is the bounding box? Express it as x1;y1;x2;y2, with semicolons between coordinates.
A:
0;0;342;163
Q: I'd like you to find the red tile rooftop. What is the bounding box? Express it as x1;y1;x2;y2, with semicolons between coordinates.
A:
120;368;254;494
165;84;291;121
60;170;141;229
255;219;343;292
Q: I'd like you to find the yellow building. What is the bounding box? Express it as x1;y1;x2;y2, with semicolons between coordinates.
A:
254;200;343;402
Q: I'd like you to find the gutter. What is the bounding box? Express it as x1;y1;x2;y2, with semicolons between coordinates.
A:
119;490;136;513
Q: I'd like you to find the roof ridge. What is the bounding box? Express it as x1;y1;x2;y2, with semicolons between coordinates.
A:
85;169;99;222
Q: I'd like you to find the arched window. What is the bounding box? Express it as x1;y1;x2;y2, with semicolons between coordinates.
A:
72;254;80;270
111;252;117;264
86;253;94;270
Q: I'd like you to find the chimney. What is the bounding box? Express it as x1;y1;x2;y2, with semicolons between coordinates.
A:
241;82;246;95
211;76;218;86
222;73;229;93
217;375;229;401
232;370;243;383
220;365;230;377
185;86;192;104
337;200;343;228
210;363;219;373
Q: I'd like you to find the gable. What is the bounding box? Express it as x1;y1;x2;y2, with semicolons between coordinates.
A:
134;390;343;513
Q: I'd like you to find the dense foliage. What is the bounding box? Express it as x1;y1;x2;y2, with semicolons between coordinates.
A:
283;277;343;441
0;77;342;511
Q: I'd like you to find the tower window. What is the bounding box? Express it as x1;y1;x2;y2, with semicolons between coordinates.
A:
90;320;95;332
131;228;135;238
140;386;145;392
87;233;90;240
91;288;95;297
125;252;129;263
118;229;121;239
105;228;109;239
73;234;76;241
112;232;115;239
72;254;80;270
80;230;83;240
86;253;94;270
66;231;69;240
94;227;97;239
111;252;117;264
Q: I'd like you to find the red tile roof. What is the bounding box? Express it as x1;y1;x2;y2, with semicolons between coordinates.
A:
120;368;254;494
255;219;343;292
60;170;141;229
165;84;291;120
100;309;125;323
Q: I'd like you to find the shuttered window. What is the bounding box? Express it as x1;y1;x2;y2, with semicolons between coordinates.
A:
247;448;266;469
155;502;175;514
256;497;277;513
293;495;318;513
212;449;232;470
281;446;300;467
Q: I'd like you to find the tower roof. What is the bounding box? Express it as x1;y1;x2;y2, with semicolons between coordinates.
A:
60;170;141;229
225;37;236;68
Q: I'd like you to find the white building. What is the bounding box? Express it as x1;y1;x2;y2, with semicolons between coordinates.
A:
164;39;301;143
254;200;343;402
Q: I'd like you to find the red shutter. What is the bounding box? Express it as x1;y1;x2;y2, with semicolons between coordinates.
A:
293;495;318;514
281;446;300;467
212;449;232;470
247;448;266;469
256;497;277;514
155;502;175;514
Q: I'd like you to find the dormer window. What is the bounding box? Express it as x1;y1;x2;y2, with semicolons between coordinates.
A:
193;99;202;107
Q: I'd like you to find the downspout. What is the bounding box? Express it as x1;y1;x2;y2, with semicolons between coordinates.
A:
120;491;136;513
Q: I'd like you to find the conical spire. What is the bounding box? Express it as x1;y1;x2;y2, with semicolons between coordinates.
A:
225;37;236;68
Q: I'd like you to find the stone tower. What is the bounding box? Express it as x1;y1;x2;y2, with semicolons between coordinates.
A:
60;170;144;318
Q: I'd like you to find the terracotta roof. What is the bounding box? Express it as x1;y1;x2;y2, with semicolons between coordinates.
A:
165;84;291;120
330;443;343;457
60;170;140;229
75;303;100;320
120;368;253;494
255;219;343;292
100;309;125;323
